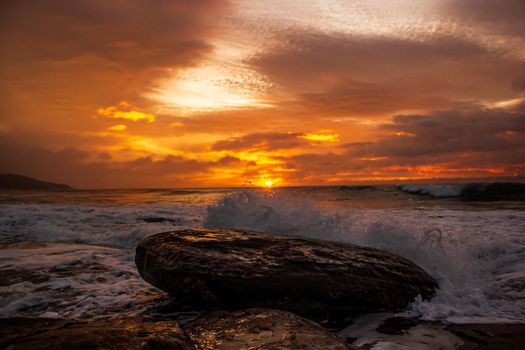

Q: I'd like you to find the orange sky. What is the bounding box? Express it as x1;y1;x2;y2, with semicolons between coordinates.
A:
1;0;524;188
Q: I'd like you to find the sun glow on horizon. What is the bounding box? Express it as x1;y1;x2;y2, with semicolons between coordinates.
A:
255;176;282;188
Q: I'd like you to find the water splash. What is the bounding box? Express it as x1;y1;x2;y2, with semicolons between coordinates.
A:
205;189;348;241
204;189;525;323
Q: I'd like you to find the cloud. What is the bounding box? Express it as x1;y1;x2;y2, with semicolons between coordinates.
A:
277;105;525;182
1;1;524;186
212;132;305;151
0;0;228;138
299;131;339;143
512;76;525;92
205;103;523;185
198;106;525;182
107;124;127;132
215;155;254;167
0;136;252;188
97;101;155;123
346;107;525;159
212;130;344;152
448;0;525;37
2;103;523;187
0;0;226;68
250;31;525;116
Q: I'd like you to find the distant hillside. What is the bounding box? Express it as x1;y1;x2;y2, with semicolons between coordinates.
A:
0;173;72;190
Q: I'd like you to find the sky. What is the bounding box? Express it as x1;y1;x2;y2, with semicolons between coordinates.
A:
1;0;524;188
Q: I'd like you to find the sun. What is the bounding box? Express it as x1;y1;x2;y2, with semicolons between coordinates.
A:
255;177;281;188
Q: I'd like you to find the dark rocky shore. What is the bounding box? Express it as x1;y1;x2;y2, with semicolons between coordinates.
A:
4;314;525;349
187;308;357;350
2;228;524;349
0;317;195;350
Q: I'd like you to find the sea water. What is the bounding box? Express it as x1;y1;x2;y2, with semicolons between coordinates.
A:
1;186;524;346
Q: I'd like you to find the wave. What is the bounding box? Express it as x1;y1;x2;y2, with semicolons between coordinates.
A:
398;184;465;198
2;189;524;322
205;189;347;241
337;185;378;191
205;190;525;323
205;190;467;280
0;243;162;319
0;204;204;248
398;182;525;200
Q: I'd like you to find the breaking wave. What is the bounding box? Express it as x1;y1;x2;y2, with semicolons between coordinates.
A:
205;189;525;323
398;182;525;200
1;187;524;323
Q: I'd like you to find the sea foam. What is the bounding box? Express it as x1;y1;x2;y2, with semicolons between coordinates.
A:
205;189;525;323
398;184;466;197
1;189;524;323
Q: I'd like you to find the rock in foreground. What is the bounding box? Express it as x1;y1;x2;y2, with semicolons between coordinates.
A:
136;228;437;319
0;318;195;350
446;323;525;350
186;308;358;350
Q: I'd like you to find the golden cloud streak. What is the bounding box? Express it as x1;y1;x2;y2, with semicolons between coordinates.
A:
97;101;155;123
300;132;339;142
107;124;127;131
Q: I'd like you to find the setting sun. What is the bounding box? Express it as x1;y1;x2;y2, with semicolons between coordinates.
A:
264;180;274;187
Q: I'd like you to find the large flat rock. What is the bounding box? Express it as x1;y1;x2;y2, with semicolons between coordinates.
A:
0;317;195;350
136;228;437;319
186;308;359;350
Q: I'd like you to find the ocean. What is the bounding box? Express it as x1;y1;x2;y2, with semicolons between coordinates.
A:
1;185;524;347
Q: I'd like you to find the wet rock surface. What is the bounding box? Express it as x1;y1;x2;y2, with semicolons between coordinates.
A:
375;316;419;335
445;323;525;350
0;317;196;350
349;317;525;350
135;228;437;320
186;308;359;350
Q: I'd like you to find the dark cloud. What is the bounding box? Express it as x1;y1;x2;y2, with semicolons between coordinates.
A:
278;106;525;182
0;0;225;68
512;76;525;92
212;132;305;151
250;32;525;116
449;0;525;36
0;0;228;135
216;155;254;166
289;81;454;116
0;136;251;188
347;108;525;159
207;105;525;182
1;1;524;186
253;34;487;81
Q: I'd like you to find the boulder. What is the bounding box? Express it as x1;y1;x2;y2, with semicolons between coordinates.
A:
136;228;437;319
0;317;195;350
186;308;359;350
